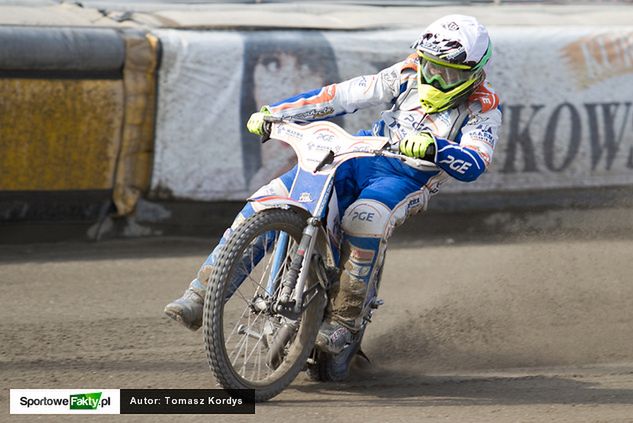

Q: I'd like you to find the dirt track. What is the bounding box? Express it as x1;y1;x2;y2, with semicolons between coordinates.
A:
2;234;633;422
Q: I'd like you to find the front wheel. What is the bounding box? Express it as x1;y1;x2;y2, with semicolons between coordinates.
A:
203;208;326;402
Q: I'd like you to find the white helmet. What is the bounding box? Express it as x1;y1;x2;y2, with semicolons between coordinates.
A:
411;15;492;113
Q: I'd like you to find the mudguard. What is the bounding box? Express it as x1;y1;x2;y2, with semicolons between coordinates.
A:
248;195;311;215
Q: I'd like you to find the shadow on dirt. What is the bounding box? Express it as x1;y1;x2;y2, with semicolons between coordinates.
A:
282;364;633;407
0;237;217;264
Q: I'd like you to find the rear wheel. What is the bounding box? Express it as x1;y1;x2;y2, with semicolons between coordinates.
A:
203;209;326;402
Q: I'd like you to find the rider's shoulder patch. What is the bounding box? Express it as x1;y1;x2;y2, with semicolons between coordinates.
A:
401;53;419;73
468;81;500;113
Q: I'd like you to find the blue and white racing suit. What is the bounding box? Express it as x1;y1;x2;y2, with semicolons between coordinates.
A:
194;53;502;329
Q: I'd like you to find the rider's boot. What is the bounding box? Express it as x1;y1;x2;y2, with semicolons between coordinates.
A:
315;274;366;354
163;279;205;331
164;268;212;331
315;320;355;355
164;235;223;331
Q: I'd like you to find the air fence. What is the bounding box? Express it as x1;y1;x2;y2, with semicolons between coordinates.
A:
1;21;632;227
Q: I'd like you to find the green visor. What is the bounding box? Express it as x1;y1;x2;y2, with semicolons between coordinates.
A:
418;53;477;91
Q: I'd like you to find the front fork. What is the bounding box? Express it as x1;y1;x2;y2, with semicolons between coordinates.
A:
266;231;289;297
275;217;323;318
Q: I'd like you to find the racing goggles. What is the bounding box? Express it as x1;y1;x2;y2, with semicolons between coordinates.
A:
418;52;476;91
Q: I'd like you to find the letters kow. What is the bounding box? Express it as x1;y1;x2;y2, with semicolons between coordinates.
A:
502;102;633;174
438;154;472;174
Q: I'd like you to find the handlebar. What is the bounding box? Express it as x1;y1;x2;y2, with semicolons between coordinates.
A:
375;150;437;170
262;118;438;171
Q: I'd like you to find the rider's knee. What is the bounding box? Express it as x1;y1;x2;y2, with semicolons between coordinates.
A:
341;199;391;238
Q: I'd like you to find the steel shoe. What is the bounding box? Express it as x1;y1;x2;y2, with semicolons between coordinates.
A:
315;321;353;354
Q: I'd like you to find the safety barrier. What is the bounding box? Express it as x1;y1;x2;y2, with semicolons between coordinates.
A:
0;27;125;193
0;27;158;220
113;29;160;216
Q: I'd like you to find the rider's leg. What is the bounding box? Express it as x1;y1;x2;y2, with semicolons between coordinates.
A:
164;172;295;331
314;199;388;353
316;166;430;354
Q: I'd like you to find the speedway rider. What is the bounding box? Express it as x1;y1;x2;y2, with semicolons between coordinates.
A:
165;14;502;378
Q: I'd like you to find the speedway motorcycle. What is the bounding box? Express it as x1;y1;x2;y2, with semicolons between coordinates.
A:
202;118;436;401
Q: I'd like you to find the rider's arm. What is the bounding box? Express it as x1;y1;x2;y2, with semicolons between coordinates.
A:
266;58;414;120
434;82;502;182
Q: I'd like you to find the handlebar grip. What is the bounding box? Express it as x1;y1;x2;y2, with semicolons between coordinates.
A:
260;122;272;143
263;115;283;123
261;116;286;143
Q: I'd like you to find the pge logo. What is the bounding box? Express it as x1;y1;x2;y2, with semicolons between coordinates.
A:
438;154;472;174
352;211;375;222
315;131;335;143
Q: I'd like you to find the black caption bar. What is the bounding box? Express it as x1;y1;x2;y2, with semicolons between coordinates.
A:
120;389;255;414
